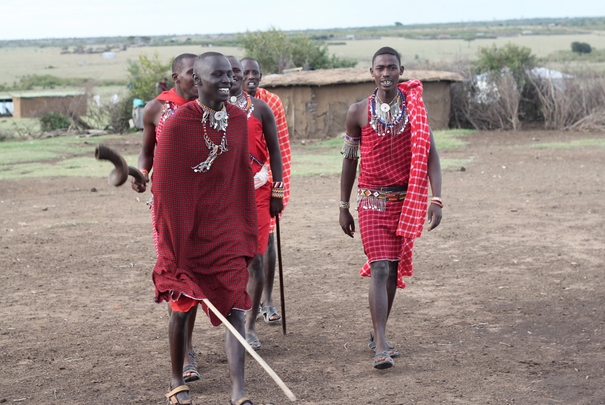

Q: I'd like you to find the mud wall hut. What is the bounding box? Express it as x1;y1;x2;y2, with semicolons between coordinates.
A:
259;68;463;139
10;91;87;119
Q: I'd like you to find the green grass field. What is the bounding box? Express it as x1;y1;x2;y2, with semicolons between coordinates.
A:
2;32;605;86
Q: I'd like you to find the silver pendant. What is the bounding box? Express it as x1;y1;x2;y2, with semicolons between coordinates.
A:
380;103;390;113
230;96;237;103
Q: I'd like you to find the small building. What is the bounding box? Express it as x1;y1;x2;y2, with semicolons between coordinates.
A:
259;68;463;139
9;91;87;119
102;52;117;59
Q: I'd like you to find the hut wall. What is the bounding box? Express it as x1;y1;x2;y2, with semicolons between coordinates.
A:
12;95;87;119
266;81;452;140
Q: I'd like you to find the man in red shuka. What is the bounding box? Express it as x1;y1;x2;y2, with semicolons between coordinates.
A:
339;47;443;370
152;52;257;405
241;57;291;325
131;53;202;383
227;56;283;352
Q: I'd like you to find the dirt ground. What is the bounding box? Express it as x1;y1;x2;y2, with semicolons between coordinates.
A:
1;129;604;404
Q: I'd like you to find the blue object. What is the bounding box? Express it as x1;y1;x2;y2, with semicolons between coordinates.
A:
133;98;144;107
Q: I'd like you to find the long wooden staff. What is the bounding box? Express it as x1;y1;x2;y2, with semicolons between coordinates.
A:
202;298;296;402
275;216;287;335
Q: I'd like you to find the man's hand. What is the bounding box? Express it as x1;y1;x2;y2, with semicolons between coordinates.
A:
270;197;283;217
131;172;149;193
339;209;356;238
427;204;442;231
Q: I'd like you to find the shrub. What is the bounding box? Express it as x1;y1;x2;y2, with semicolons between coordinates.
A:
476;42;535;77
106;95;135;134
39;112;71;132
571;42;592;54
238;27;357;74
127;51;173;102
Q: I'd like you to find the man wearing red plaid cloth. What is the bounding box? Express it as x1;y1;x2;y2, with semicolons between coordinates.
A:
241;57;292;325
152;52;257;405
339;47;443;370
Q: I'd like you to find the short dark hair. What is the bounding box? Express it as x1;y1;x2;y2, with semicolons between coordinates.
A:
240;57;258;64
372;47;401;66
172;53;197;73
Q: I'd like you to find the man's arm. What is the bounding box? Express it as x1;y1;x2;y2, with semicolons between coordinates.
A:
339;102;363;238
426;129;442;231
259;101;284;217
131;100;162;192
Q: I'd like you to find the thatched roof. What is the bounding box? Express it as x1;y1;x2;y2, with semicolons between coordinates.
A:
260;68;463;88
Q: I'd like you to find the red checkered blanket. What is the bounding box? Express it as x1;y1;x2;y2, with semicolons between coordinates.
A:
151;101;258;326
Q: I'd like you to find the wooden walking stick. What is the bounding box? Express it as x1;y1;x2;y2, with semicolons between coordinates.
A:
275;215;287;335
201;298;296;402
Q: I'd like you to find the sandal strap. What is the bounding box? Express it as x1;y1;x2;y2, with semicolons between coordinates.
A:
166;385;189;398
232;397;252;405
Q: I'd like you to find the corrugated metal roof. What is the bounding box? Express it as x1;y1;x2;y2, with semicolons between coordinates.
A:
260;68;463;88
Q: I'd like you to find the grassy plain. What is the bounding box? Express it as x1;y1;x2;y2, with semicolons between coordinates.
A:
2;33;605;86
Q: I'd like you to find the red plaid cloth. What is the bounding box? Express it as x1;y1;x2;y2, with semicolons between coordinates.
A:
248;115;272;254
250;87;291;232
151;101;258;326
359;80;430;288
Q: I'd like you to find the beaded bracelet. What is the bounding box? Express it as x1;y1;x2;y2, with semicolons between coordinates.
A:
431;196;443;208
140;169;149;175
271;181;285;199
339;201;350;209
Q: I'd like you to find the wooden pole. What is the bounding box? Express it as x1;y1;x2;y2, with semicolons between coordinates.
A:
275;216;287;335
201;298;296;402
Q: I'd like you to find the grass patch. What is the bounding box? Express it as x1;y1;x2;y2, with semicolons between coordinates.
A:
521;139;605;150
433;129;476;149
291;151;342;177
0;133;130;164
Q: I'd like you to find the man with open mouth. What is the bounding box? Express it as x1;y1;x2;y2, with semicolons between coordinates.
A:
241;57;292;327
152;52;258;405
227;56;284;352
339;46;443;370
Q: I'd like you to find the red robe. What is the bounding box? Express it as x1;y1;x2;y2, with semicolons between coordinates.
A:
151;101;257;326
248;114;272;254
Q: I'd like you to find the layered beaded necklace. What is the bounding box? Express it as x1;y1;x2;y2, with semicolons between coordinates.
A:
192;99;229;173
369;87;408;136
229;92;254;119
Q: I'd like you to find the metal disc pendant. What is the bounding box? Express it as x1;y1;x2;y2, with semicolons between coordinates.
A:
215;110;225;120
230;96;237;103
380;103;390;113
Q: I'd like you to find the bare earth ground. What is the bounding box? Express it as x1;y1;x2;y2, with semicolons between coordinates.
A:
1;129;604;404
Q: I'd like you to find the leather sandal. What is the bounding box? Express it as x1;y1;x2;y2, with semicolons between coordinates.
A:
166;385;193;405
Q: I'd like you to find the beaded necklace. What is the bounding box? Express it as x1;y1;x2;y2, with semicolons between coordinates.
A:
229;92;254;119
369;87;408;136
192;99;229;173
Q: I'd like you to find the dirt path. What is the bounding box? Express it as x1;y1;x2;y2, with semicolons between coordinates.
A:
1;130;604;404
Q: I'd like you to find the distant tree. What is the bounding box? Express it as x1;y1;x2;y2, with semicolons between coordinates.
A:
126;50;172;101
395;22;403;26
185;37;192;43
571;41;592;54
140;36;151;44
238;27;357;74
476;42;535;77
127;36;135;45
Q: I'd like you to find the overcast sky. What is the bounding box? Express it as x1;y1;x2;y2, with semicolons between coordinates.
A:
3;0;605;40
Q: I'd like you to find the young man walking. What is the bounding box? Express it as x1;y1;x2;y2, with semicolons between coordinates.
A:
339;47;443;370
241;57;291;325
227;56;284;351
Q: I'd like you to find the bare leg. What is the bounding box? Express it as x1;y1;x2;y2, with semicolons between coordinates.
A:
386;261;398;319
226;309;246;403
245;254;264;346
369;260;394;356
167;303;198;374
261;233;277;312
168;308;192;403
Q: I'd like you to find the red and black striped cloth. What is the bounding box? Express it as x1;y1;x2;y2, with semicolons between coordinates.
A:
151;101;258;326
